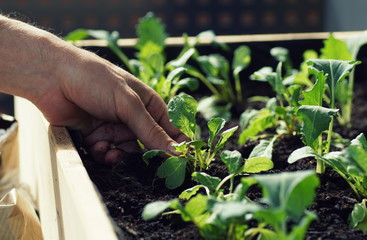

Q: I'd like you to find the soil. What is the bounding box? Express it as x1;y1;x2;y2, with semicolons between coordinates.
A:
81;80;367;240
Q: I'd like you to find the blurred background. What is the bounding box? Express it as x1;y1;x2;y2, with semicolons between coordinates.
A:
1;0;367;114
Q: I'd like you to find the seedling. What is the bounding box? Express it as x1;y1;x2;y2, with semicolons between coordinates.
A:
143;93;238;189
142;170;319;240
65;12;200;103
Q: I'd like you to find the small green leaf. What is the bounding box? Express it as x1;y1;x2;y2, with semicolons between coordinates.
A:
136;12;167;50
142;149;167;165
168;48;196;67
168;94;197;140
238;109;274;144
299;71;327;106
198;96;232;121
321;34;352;61
157;157;189;189
351;133;367;150
175;78;199;91
220;150;243;174
214;126;239;153
244;157;274;173
248;137;276;160
233;45;251;75
349;199;367;232
254;170;319;221
179;185;206;200
166;67;187;84
182;194;208;222
307;59;360;105
64;29;89;41
192;172;221;191
270;47;289;62
297;105;339;147
208;117;226;148
288;146;318;164
142;199;179;220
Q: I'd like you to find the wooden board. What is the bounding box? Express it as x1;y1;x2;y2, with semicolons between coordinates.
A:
15;97;118;240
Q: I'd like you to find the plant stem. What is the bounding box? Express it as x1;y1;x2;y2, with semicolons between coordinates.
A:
234;73;243;103
109;44;134;73
316;135;325;174
215;174;234;194
186;69;221;98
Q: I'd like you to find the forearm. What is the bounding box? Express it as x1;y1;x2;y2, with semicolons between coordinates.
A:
0;15;72;102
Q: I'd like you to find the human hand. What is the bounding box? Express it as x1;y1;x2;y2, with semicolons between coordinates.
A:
0;15;187;164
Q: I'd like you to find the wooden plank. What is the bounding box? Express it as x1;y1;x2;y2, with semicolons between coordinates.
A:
71;31;367;47
15;97;118;240
15;97;59;239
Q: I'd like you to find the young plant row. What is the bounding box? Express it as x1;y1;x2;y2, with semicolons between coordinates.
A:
64;12;367;238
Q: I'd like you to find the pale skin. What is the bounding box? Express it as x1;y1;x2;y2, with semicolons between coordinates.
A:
0;15;186;164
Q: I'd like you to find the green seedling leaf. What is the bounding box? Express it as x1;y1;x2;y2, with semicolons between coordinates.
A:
138;41;163;60
196;30;230;51
64;29;89;41
175;77;200;91
208;117;226;148
270;47;289;62
351;133;367;150
254;170;319;221
136;12;167;50
192;172;221;191
233;177;258;201
349;199;367;232
166;67;187;83
181;194;209;224
344;146;367;176
321;34;352;60
288;146;318;164
198;96;232;121
214;126;239;153
157;157;189;189
220;150;243;175
239;109;259;129
299;71;327;106
168;48;196;67
238;108;274;144
168;94;197;140
244;138;276;173
197;54;229;79
142;199;179;220
142;149;167;165
288;211;317;240
248;137;276;160
307;59;360;104
251;63;285;96
244;157;274;174
297;105;339;147
210;199;259;221
346;32;367;59
232;45;251;75
179;185;206;200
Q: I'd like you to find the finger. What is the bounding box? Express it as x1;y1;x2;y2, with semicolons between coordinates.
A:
88;140;110;164
115;140;142;153
83;122;136;146
123;75;189;142
116;87;178;154
105;149;125;165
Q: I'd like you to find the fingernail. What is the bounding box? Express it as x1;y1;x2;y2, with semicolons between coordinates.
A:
168;142;180;156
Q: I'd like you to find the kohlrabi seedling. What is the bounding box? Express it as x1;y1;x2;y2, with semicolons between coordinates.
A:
65;12;200;103
142;170;319;240
143;93;238;189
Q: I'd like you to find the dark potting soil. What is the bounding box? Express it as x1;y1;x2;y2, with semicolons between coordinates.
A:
81;81;367;240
